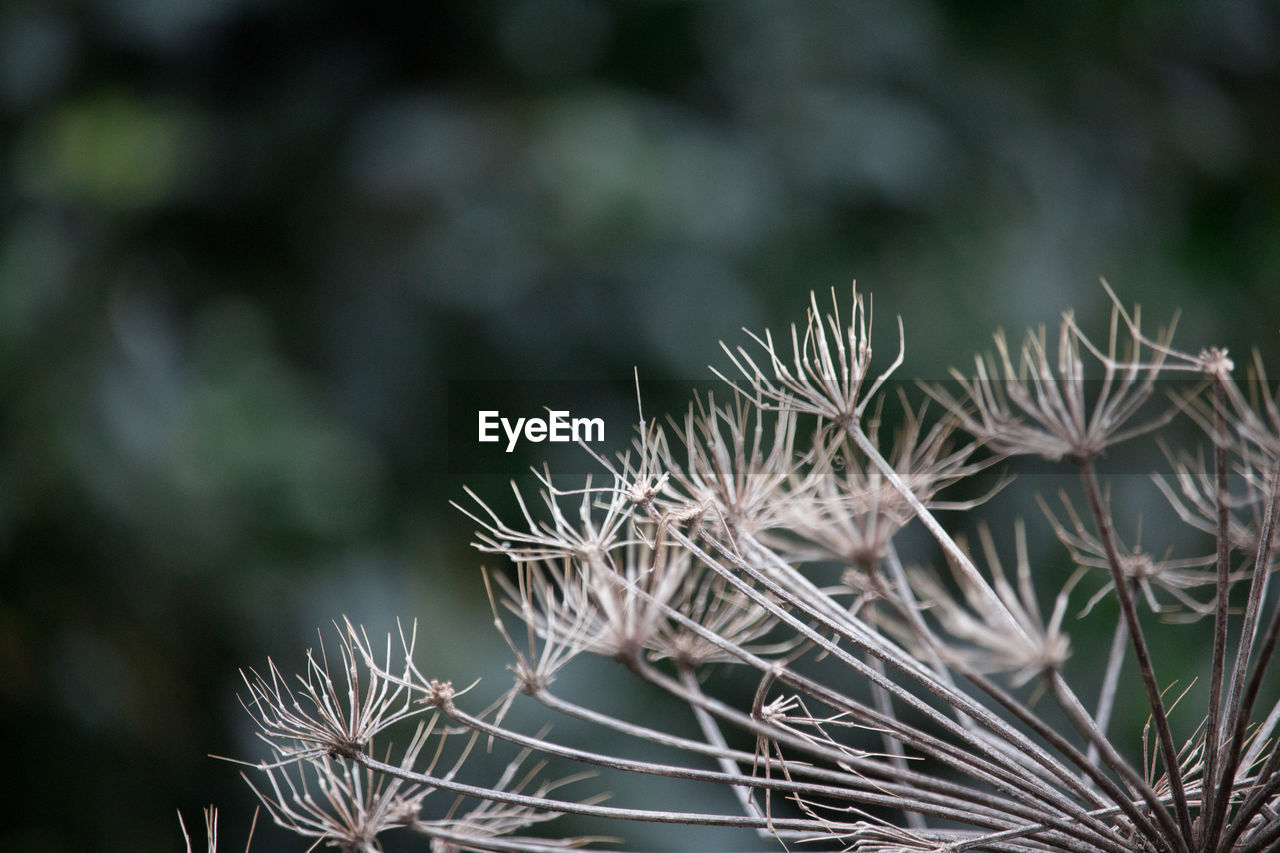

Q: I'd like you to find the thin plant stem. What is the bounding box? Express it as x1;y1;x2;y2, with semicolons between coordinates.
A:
628;657;1130;853
1077;456;1195;848
841;416;1029;643
675;665;791;840
1217;576;1280;850
1204;376;1232;831
1205;456;1280;852
864;651;929;830
429;689;1075;841
353;749;859;834
1086;615;1128;771
405;824;632;853
842;413;1174;835
621;521;1150;852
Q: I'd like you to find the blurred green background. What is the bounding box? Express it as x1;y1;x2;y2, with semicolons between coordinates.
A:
3;1;1279;850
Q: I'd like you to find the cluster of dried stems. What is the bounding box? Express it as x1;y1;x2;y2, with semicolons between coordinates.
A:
205;285;1280;853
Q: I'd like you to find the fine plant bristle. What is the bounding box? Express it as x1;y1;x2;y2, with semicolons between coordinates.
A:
220;284;1280;853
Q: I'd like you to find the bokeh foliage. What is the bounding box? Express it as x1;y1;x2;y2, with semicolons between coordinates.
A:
2;1;1278;849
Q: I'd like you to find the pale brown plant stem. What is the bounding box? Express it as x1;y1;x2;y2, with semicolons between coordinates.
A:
627;657;1127;853
1205;456;1280;853
839;414;1027;639
1204;376;1232;832
431;688;1055;840
1086;616;1129;771
1077;455;1195;848
644;513;1153;852
863;651;929;830
353;749;856;835
838;418;1184;851
675;665;796;840
1217;566;1280;850
576;538;1128;847
406;824;631;853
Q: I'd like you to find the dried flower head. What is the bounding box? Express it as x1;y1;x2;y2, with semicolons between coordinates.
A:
422;748;602;853
1154;438;1280;561
646;559;793;669
657;391;802;540
716;285;904;425
926;283;1209;462
486;560;595;698
238;619;422;766
455;469;633;565
908;522;1073;686
778;393;991;569
225;283;1280;853
247;726;430;853
1038;491;1222;619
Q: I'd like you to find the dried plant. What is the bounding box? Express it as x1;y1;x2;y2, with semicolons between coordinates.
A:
179;806;256;853
223;285;1280;852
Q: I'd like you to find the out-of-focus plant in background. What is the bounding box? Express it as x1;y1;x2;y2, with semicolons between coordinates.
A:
1;2;1278;850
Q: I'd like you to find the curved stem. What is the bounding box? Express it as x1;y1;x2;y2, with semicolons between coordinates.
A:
676;665;784;840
